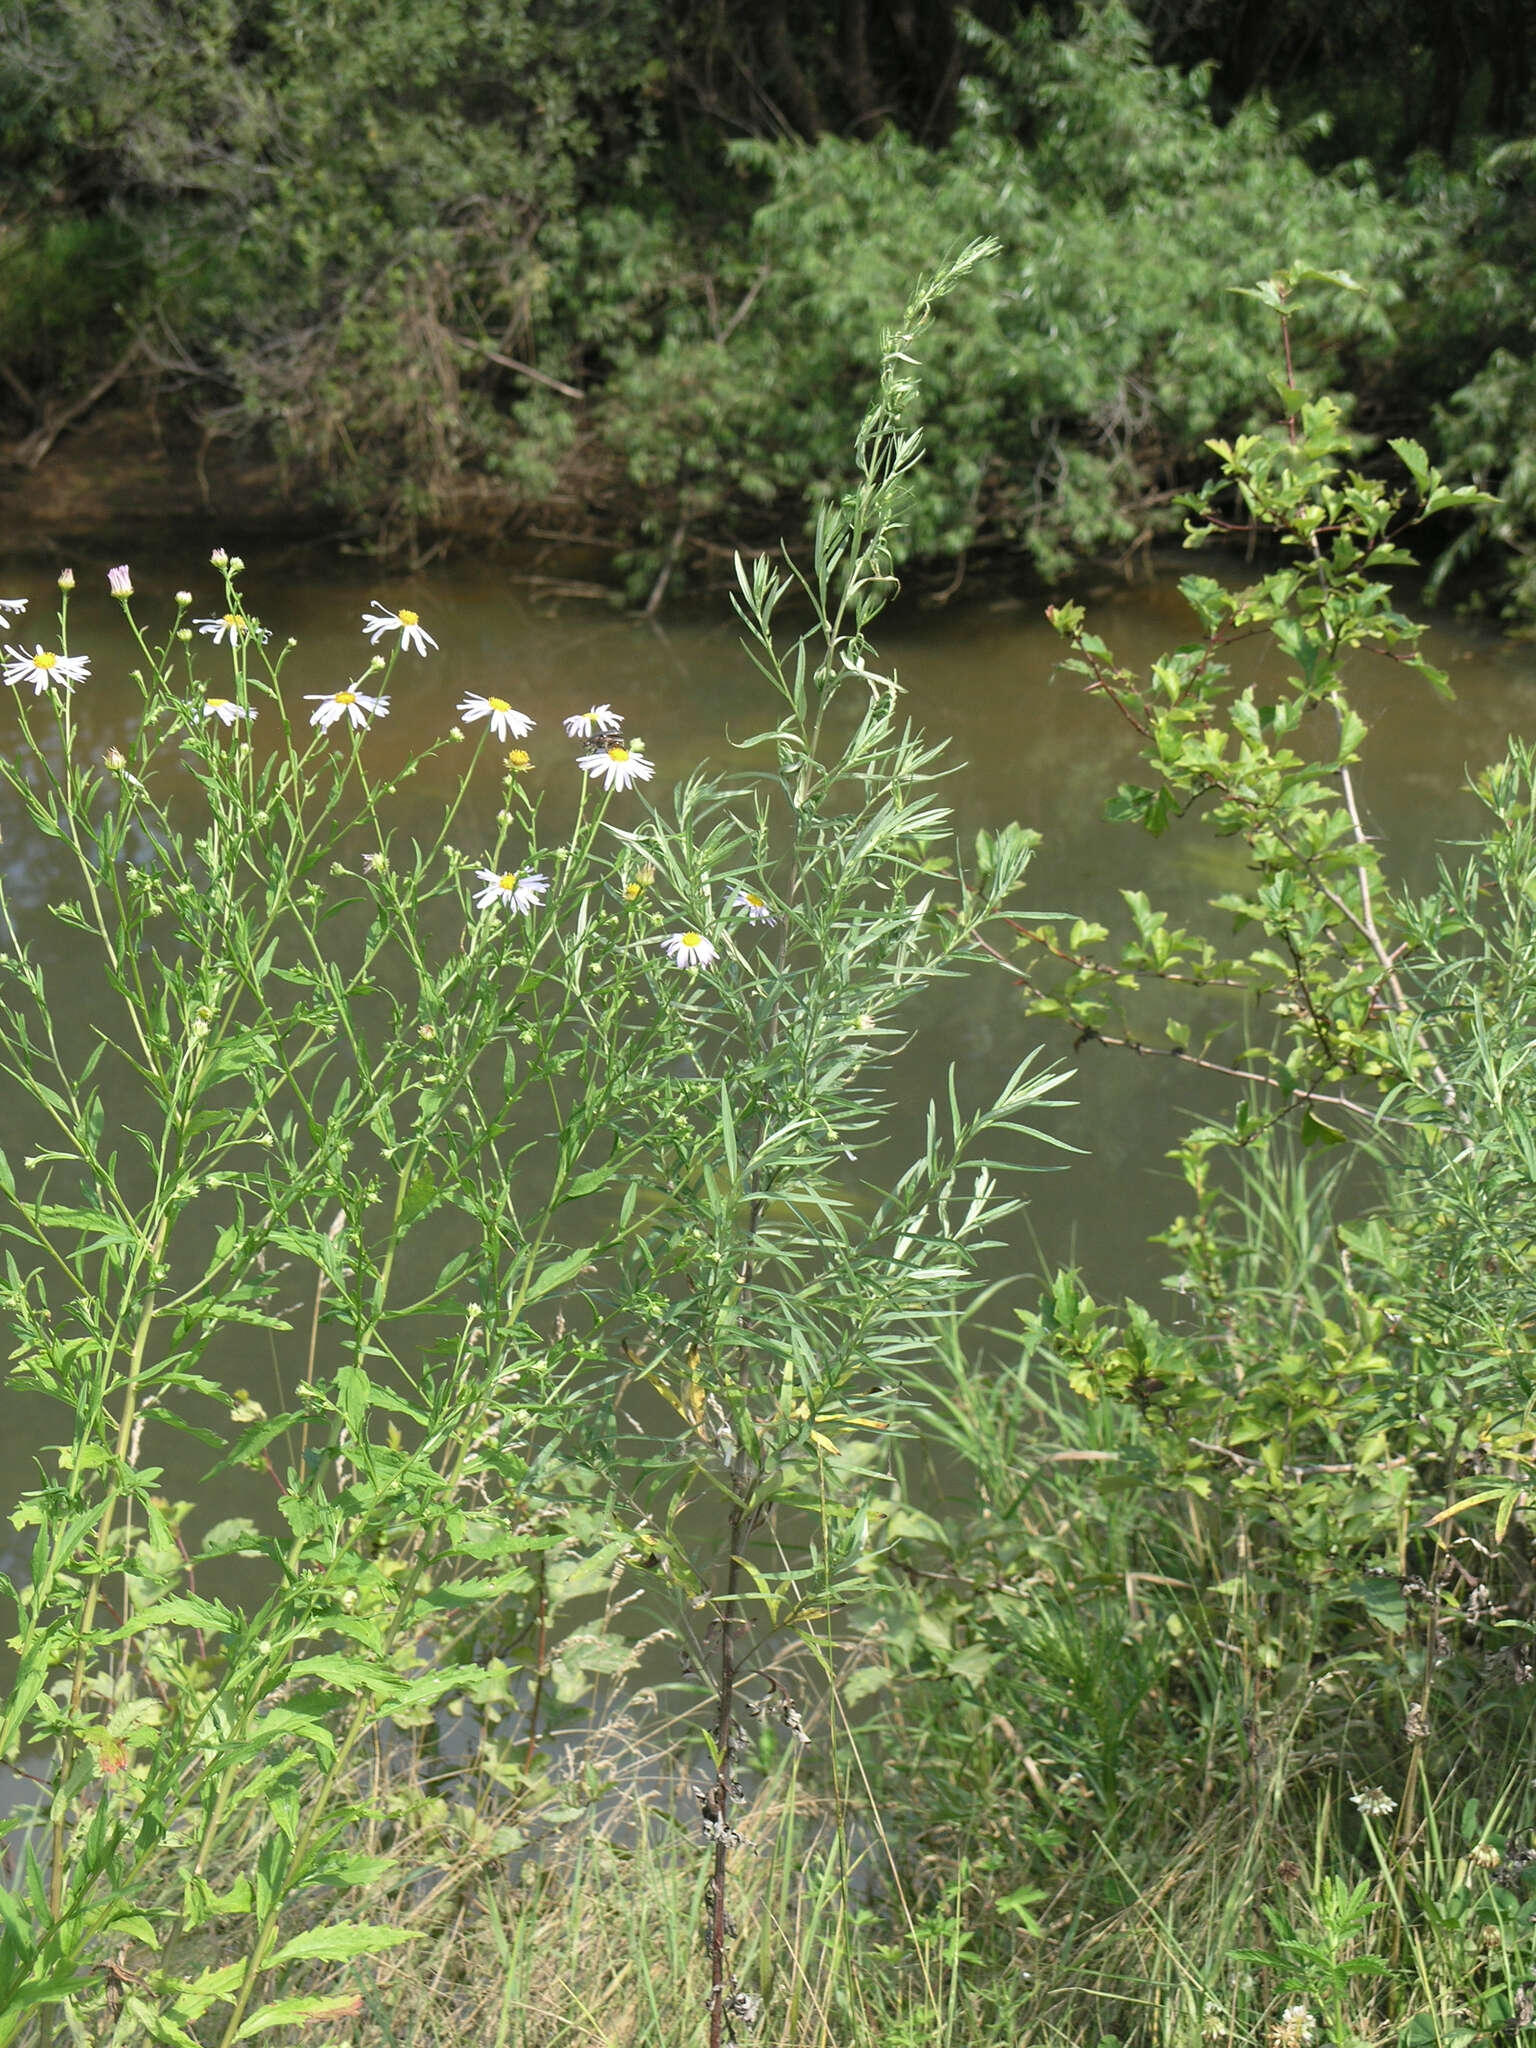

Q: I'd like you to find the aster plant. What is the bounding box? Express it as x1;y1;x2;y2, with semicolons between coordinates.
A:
0;243;1066;2046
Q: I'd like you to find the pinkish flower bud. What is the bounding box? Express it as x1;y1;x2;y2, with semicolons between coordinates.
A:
108;565;133;598
57;567;75;591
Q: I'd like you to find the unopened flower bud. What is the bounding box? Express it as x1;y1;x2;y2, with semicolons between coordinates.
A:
176;628;192;643
210;547;228;567
229;555;244;574
57;567;75;590
108;565;133;598
102;746;127;772
175;590;192;607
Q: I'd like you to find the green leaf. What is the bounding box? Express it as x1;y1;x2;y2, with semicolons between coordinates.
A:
268;1924;417;1967
397;1166;437;1228
1388;437;1431;493
518;1245;594;1307
1300;1109;1345;1147
105;1595;237;1641
236;1990;368;2037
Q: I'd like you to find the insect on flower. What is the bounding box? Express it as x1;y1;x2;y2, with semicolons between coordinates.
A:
362;604;437;656
458;693;534;741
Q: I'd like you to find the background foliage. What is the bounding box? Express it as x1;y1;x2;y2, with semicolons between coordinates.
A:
2;0;1535;609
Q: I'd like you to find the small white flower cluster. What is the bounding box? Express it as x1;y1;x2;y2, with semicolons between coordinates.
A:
1350;1784;1397;1819
657;885;776;975
1267;2006;1317;2048
46;569;783;987
300;603;437;734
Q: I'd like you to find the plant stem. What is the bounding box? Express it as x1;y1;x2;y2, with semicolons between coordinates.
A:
708;1518;745;2048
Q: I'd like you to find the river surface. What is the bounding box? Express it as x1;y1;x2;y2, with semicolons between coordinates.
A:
0;535;1532;1533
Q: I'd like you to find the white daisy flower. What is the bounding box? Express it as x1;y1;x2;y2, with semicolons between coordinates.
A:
195;612;270;646
473;867;549;915
662;930;717;970
108;565;133;598
306;689;389;731
2;645;90;693
0;598;26;619
563;703;622;739
458;693;534;741
728;886;776;926
202;697;255;727
362;604;437;656
577;739;654;792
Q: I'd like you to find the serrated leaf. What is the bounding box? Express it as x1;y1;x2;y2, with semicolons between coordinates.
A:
269;1923;417;1967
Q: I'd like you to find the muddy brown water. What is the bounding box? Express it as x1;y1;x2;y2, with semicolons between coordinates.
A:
0;536;1531;1587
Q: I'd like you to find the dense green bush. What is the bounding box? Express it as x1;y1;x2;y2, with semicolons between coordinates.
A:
841;266;1536;2045
4;0;1536;611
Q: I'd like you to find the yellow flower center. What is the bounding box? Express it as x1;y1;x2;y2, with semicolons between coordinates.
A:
499;872;519;890
207;697;230;709
744;892;764;908
608;745;631;763
34;651;56;671
623;882;642;902
505;748;531;768
487;695;511;713
398;609;419;627
334;691;357;706
680;931;703;948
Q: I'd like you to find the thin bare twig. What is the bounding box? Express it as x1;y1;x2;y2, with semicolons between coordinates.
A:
453;334;583;401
